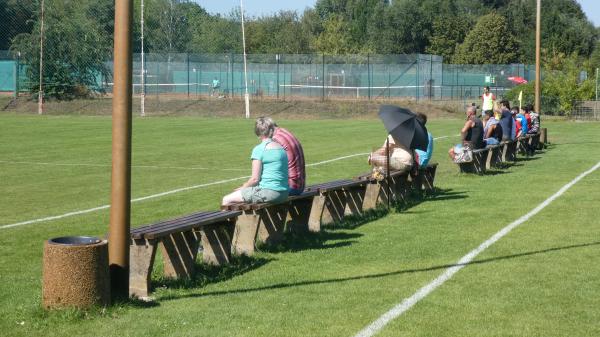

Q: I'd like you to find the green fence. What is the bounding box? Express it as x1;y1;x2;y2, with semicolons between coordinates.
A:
1;51;535;101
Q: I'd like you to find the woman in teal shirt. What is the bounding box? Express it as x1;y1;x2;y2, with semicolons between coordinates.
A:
222;117;289;205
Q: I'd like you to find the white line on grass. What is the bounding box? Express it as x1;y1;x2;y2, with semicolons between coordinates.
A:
353;160;600;337
0;136;456;172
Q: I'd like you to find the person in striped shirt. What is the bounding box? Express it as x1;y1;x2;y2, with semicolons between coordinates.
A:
265;117;306;196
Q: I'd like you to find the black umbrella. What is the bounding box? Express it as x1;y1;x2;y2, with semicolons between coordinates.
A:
378;105;429;151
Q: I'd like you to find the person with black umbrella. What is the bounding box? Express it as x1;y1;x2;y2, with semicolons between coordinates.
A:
369;105;431;180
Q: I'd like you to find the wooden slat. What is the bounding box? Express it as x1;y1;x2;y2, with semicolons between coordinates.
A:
143;211;242;240
130;210;240;240
131;210;222;237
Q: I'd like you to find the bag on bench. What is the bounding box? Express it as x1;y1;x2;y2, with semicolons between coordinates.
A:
453;144;473;164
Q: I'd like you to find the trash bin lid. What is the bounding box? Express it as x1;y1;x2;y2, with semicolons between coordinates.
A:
48;236;101;245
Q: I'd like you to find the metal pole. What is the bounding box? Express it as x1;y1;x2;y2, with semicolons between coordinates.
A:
187;53;190;98
110;0;133;299
38;0;45;115
535;0;542;113
240;0;250;118
367;54;371;100
322;54;325;101
276;54;280;99
14;52;20;98
596;68;600;101
140;0;145;117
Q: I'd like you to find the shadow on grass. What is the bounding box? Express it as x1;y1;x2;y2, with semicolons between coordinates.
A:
394;187;468;213
152;255;272;296
259;230;363;253
160;241;600;302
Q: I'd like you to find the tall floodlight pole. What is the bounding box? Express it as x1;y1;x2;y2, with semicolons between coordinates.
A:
240;0;250;119
110;0;133;298
534;0;541;113
38;0;45;115
140;0;145;117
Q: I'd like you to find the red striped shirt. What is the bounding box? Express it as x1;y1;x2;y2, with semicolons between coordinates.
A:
273;127;306;191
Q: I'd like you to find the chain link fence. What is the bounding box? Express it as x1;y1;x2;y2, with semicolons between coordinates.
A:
572;100;600;120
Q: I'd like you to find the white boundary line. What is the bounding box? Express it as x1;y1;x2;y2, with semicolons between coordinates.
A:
354;160;600;337
0;135;456;230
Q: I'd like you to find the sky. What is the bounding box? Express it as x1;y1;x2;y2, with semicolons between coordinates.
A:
194;0;599;27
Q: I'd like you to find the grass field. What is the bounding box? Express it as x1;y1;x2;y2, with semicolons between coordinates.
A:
1;113;599;337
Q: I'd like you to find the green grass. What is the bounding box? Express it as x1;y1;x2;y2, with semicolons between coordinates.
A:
0;114;599;337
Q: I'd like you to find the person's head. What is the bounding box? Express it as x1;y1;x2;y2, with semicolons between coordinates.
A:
511;107;519;115
524;104;532;113
500;99;510;110
466;106;477;118
483;86;490;93
255;117;275;139
483;110;493;121
416;112;427;125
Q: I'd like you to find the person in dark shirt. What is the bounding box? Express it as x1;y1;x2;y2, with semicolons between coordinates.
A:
448;106;484;161
498;99;514;141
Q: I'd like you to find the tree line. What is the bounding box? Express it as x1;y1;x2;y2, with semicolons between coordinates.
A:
1;0;599;99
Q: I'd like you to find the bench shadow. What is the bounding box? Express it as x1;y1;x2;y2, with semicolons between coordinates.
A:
324;206;390;230
151;255;273;297
482;169;511;176
516;156;541;162
259;230;363;253
394;187;468;213
159;241;600;302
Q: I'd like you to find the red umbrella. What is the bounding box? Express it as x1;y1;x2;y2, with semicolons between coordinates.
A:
508;76;528;84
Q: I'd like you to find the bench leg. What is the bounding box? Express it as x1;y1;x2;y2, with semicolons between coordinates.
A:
287;199;313;233
160;230;201;279
423;166;437;192
323;190;347;224
391;174;410;202
308;195;326;232
200;222;234;266
344;185;366;216
362;183;381;211
257;205;288;245
129;239;157;298
231;213;260;256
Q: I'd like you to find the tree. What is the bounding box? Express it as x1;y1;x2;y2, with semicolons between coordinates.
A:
453;12;520;64
10;0;112;99
0;0;36;50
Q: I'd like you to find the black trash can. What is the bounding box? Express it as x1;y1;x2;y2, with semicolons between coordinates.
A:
42;236;110;309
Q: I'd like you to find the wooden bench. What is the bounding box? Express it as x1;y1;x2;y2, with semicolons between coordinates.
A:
221;179;370;256
129;210;241;298
526;132;541;156
221;190;319;256
458;148;488;174
356;170;411;209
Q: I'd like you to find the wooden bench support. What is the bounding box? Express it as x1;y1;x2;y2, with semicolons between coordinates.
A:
200;222;234;266
308;195;326;232
458;148;488;174
486;145;502;169
129;239;158;298
412;163;438;192
286;198;313;233
344;185;366;216
160;230;201;279
256;205;288;245
322;190;347;225
231;213;260;256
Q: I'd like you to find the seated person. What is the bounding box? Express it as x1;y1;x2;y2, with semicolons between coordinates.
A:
265;117;306;196
414;112;434;168
482;110;502;146
222;117;289;206
527;105;540;134
498;99;514;141
368;135;413;178
514;107;528;136
510;107;522;138
448;106;485;162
